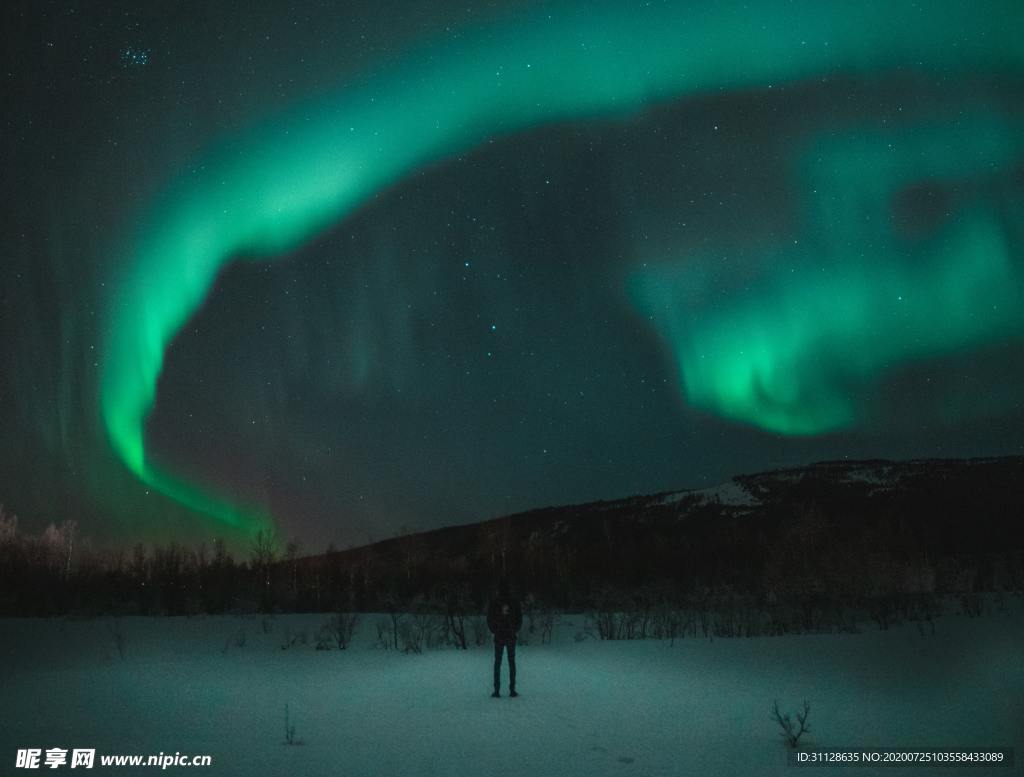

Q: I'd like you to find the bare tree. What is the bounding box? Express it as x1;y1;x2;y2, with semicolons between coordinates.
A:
283;539;302;606
41;520;76;578
443;586;472;650
0;505;18;544
771;700;811;749
250;528;281;612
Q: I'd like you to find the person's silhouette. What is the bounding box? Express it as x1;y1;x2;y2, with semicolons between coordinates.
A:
487;578;522;697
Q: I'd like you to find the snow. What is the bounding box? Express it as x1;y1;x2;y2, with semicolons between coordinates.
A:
839;467;892;485
695;479;760;507
2;604;1022;776
662;479;759;508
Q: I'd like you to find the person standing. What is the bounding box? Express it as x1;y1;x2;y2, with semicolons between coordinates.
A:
487;579;522;697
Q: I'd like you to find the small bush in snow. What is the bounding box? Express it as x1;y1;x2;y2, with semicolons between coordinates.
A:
108;618;127;660
585;587;652;640
444;604;468;650
652;607;689;645
771;700;810;749
419;612;446;650
521;598;556;645
585;608;645;641
314;624;331;650
960;593;985;618
868;597;896;631
335;612;359;648
397;619;421;653
222;627;247;654
280;628;307;650
537;609;556;644
469;615;488;647
374;618;394;650
316;613;359;650
909;594;940;636
283;704;301;745
398;612;442;653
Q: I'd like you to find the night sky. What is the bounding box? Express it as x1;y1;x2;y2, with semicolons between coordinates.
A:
2;0;1023;549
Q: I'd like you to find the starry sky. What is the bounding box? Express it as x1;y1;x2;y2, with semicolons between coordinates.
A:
2;0;1023;549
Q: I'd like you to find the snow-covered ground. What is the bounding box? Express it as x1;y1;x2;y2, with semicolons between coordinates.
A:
2;603;1022;776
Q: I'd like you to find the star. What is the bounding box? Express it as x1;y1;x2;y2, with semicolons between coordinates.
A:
120;47;150;68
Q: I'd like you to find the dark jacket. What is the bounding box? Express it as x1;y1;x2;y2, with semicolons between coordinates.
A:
487;595;522;641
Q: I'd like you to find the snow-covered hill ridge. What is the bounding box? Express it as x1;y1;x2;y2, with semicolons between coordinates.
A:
650;456;1017;513
659;479;760;507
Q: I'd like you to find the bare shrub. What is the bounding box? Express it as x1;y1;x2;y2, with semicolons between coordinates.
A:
712;609;737;639
398;611;444;653
960;592;985;618
585;587;642;640
868;597;896;630
374;594;405;650
283;704;301;745
738;603;767;638
397;618;422;654
652;606;689;646
317;613;359;650
314;623;331;650
585;607;643;641
108;618;127;660
222;626;247;655
443;590;470;650
469;615;488;647
374;617;396;650
537;609;556;644
522;593;537;644
909;593;940;636
422;613;446;649
771;700;811;749
522;593;556;646
280;627;307;650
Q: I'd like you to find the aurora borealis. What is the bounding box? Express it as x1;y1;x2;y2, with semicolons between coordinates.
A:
2;0;1023;547
634;116;1024;434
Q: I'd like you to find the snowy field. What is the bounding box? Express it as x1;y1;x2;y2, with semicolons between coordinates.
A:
2;603;1022;776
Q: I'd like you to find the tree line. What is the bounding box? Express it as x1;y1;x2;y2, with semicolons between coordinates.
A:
1;495;1021;629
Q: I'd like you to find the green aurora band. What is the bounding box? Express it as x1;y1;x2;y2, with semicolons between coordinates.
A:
632;118;1024;433
101;0;1024;532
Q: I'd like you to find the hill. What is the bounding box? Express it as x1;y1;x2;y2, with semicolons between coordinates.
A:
294;456;1024;613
